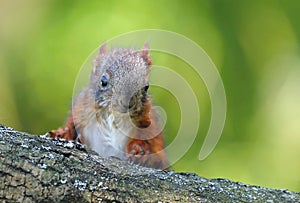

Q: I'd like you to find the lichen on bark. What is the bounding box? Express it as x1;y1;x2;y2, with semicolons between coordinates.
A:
0;124;299;202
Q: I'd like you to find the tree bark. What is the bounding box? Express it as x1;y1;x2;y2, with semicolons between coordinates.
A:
0;124;299;202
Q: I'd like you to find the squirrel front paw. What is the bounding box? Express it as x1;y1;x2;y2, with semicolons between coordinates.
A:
126;140;150;158
125;139;168;169
48;127;72;140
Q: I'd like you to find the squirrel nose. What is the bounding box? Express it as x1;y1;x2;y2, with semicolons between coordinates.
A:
113;83;148;113
120;96;135;109
117;95;132;113
120;100;129;109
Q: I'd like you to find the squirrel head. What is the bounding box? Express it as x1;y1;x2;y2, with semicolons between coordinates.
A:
90;44;152;119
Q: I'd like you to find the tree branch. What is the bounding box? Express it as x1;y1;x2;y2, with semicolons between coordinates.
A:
0;124;299;202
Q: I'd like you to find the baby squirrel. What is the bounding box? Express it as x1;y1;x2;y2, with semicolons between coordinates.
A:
49;44;168;169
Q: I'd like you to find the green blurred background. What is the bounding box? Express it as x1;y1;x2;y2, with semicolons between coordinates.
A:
0;0;299;191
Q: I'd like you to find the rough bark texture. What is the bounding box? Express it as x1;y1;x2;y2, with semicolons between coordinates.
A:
0;124;299;203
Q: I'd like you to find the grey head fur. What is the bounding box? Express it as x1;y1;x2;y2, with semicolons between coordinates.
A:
90;45;151;113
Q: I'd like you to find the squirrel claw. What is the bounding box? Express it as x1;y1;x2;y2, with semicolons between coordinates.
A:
48;127;71;140
126;140;150;157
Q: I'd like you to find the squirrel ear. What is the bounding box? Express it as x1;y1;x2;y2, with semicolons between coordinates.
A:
99;43;107;56
93;43;107;74
141;43;152;66
99;43;107;55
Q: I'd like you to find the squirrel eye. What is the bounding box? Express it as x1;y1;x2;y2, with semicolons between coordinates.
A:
100;75;109;87
144;82;149;92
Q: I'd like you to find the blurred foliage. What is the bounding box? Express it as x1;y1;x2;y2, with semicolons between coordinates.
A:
0;0;300;191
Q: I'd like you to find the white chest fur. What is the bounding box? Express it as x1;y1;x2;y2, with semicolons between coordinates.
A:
82;113;131;160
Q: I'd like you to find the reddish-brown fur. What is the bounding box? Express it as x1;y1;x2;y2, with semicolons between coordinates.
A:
50;100;168;169
50;45;168;169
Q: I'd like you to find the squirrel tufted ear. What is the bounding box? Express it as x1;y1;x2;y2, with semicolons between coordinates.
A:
140;43;152;66
99;43;107;56
93;43;108;74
